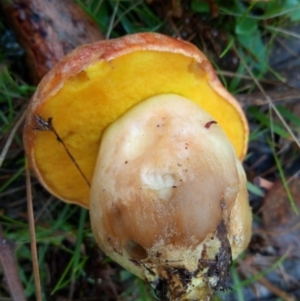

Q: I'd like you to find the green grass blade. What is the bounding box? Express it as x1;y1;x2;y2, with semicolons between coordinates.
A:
270;142;299;215
248;107;290;138
232;253;287;289
0;167;25;192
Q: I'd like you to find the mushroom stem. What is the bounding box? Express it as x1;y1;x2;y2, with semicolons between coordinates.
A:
90;94;251;300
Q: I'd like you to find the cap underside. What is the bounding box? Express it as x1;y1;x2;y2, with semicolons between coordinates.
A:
31;50;246;207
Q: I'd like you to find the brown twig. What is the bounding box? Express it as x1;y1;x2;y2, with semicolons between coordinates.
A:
33;115;91;187
25;161;42;301
0;224;27;301
242;261;295;301
236;88;300;107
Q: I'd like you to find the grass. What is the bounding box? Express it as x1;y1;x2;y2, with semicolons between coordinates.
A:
1;0;300;300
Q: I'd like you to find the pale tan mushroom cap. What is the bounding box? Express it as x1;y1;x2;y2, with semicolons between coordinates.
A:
90;94;251;300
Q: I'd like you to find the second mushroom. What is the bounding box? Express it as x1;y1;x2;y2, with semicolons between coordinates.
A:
23;33;252;300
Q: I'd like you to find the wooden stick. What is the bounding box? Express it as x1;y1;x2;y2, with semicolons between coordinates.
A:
25;161;42;301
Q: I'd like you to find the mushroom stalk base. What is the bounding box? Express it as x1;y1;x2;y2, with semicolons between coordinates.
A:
90;94;251;300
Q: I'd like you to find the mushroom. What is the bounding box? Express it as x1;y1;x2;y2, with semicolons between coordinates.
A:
23;33;252;300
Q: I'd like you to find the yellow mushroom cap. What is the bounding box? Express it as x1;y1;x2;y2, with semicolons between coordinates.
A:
23;32;249;208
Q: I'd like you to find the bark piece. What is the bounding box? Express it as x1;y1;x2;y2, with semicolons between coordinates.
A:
3;0;104;84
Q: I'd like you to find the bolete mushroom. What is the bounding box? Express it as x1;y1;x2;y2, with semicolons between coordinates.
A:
23;32;252;300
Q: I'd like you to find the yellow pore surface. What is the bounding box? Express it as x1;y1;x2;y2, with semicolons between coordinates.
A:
34;50;245;207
